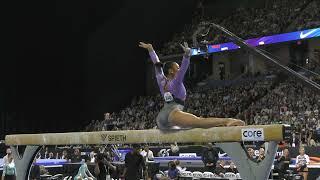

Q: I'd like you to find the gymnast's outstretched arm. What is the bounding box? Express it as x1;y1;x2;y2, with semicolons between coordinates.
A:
174;42;191;83
139;42;165;92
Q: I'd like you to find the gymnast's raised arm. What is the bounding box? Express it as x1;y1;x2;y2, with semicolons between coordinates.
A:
139;42;165;87
174;42;191;83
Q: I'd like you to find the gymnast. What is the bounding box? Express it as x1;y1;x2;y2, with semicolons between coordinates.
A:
139;42;245;130
74;156;96;180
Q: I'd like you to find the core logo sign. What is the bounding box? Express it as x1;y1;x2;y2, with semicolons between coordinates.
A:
241;128;264;141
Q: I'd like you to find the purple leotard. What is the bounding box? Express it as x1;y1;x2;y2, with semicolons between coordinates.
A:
149;50;190;101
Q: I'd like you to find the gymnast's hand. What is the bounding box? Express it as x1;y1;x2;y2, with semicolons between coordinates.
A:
139;42;153;51
180;42;191;57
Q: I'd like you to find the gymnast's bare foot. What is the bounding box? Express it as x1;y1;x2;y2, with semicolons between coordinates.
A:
226;118;245;126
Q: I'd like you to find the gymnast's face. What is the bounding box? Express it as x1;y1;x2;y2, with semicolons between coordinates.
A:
168;62;180;77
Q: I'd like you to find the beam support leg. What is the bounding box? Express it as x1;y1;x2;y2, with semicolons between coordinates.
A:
10;145;41;180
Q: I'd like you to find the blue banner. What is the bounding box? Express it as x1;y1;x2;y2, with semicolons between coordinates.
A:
192;27;320;56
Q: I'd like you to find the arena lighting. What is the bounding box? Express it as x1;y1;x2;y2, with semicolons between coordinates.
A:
192;27;320;55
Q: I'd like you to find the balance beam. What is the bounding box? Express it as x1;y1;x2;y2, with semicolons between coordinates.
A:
6;124;290;180
5;124;290;146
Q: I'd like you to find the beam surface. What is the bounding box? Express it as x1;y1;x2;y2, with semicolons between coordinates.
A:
5;124;288;145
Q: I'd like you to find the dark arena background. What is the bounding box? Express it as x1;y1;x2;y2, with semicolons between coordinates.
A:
1;0;320;179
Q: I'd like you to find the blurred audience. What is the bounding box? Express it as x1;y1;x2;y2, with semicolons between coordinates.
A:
214;160;226;177
158;0;319;56
85;73;320;147
226;162;238;174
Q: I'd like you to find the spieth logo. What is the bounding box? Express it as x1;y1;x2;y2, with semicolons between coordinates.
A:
241;128;264;141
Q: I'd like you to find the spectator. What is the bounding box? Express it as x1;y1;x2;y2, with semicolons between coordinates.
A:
309;138;316;146
55;152;59;159
48;152;54;159
90;151;96;163
1;155;16;180
41;146;49;159
30;158;40;180
174;160;186;172
275;148;291;179
71;148;82;163
140;145;154;162
214;160;226;177
290;133;300;147
201;143;219;173
247;148;257;162
94;153;116;180
295;147;310;180
167;161;179;180
2;148;13;165
94;153;107;180
226;162;238;174
60;150;70;161
122;144;147;180
140;145;155;179
256;148;265;163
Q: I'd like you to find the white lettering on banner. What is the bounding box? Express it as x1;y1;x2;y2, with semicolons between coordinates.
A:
221;47;229;51
300;29;317;39
241;128;264;141
179;153;197;158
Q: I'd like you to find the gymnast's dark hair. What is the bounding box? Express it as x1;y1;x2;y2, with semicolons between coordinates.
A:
155;61;175;76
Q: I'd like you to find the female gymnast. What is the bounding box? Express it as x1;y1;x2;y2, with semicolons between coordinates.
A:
74;156;95;180
139;42;245;130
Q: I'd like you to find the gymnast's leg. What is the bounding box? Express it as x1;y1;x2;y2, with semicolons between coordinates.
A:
169;110;245;128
